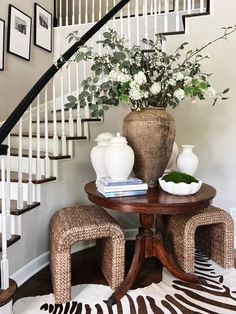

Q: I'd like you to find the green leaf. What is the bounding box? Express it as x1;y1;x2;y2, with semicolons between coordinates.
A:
222;88;230;94
113;52;126;61
67;95;77;103
91;110;98;117
103;32;112;39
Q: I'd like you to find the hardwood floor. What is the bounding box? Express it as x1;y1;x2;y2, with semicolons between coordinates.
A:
13;241;236;304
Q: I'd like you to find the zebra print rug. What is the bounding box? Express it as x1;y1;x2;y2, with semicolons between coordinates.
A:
13;253;236;314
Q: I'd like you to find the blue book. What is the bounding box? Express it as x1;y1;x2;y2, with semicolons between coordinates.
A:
98;176;143;186
98;189;147;198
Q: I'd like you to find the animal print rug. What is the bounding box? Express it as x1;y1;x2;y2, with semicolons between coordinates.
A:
13;252;236;314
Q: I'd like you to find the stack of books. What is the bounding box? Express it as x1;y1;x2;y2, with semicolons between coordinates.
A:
97;177;148;198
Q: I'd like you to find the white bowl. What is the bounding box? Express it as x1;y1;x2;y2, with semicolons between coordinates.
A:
158;178;202;196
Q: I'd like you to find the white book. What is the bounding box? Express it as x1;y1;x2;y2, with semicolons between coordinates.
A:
97;189;148;198
97;181;148;193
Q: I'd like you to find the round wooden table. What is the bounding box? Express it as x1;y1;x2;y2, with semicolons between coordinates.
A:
84;181;216;305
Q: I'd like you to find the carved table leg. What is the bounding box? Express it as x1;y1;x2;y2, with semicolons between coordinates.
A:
105;234;146;306
153;232;200;283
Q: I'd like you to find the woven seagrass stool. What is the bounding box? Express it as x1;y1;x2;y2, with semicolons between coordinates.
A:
50;205;125;304
166;206;234;274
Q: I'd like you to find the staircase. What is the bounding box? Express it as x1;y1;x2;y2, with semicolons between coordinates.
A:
0;0;210;312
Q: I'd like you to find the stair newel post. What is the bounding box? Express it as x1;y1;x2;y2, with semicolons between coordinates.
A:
68;63;74;137
143;0;148;41
59;0;62;26
36;95;42;180
135;0;140;45
17;119;23;210
52;76;59;156
76;63;82;137
1;152;10;291
44;85;51;177
6;136;11;240
175;0;180;32
27;104;34;205
60;68;67;155
72;0;75;25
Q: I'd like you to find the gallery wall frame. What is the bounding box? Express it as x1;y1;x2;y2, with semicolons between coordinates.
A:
0;19;5;71
34;3;52;52
7;5;32;61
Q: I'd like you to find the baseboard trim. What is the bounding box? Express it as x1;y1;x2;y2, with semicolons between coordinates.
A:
11;228;137;287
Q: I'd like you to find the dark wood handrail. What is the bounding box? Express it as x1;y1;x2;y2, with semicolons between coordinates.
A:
0;0;130;148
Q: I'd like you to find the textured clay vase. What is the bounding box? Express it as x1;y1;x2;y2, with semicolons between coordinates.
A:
177;145;199;175
122;108;176;187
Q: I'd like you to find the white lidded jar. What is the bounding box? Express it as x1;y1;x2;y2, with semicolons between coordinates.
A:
104;132;134;181
90;132;115;182
177;145;199;175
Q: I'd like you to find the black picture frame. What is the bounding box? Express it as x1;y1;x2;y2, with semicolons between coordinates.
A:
7;5;32;61
0;19;5;71
34;3;52;52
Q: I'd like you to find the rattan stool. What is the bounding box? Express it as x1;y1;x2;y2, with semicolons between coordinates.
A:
50;205;125;304
166;206;234;274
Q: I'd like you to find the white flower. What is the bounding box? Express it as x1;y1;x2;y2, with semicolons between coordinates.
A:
144;92;149;98
130;81;139;89
184;76;192;86
134;71;147;85
174;88;185;100
205;87;216;98
173;72;184;81
150;82;161;95
109;70;130;83
168;79;176;86
129;88;143;101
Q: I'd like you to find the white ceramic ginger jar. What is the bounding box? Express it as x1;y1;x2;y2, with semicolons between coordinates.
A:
90;132;115;182
177;145;199;175
104;132;134;181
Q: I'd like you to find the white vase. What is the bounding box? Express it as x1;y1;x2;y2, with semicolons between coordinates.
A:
104;132;134;181
177;145;199;176
90;132;115;182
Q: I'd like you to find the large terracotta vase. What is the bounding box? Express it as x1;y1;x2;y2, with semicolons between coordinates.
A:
122;108;176;187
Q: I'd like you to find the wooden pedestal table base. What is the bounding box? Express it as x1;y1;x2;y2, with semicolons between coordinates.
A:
84;182;216;306
106;214;200;305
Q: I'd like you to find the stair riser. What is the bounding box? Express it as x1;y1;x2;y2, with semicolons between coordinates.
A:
30;121;80;137
8;156;46;176
10;136;64;154
0;215;22;236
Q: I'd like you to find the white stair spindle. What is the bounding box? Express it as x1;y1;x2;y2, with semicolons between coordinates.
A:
164;0;169;33
106;0;109;14
76;63;82;136
188;0;192;14
44;85;51;177
17;118;23;210
120;7;124;36
127;2;131;48
183;0;186;11
36;95;42;180
200;0;204;12
6;135;11;240
60;69;67;155
92;0;95;23
27;104;33;205
192;0;195;10
175;0;180;32
78;0;81;24
85;0;88;24
83;61;90;118
52;77;59;156
150;0;153;15
112;0;116;29
72;0;75;25
154;0;157;38
59;0;62;26
135;0;140;45
68;64;74;137
158;0;161;15
1;156;9;290
144;0;148;40
65;0;69;26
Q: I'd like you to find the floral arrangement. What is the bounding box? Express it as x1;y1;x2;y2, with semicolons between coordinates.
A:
66;26;236;117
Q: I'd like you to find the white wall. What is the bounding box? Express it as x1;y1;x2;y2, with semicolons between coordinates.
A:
0;0;54;121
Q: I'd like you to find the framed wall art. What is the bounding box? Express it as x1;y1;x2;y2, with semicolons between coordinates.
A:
0;19;5;70
7;5;32;61
34;3;52;52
